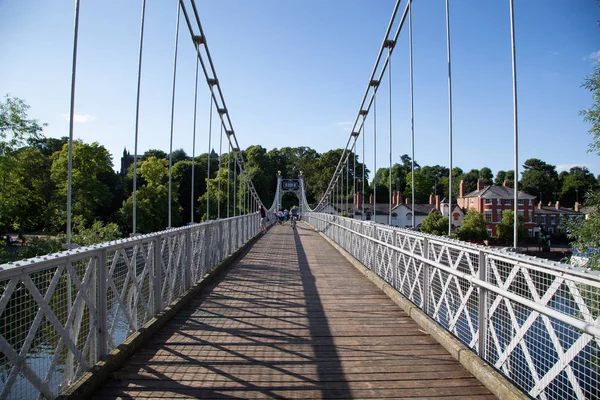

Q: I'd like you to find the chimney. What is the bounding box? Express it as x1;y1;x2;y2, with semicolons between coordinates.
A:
575;202;580;212
548;201;552;207
429;193;434;205
459;180;465;198
405;198;410;205
435;195;440;211
538;201;542;210
392;191;397;206
358;192;363;207
397;192;403;206
477;179;483;191
504;179;510;188
354;193;357;207
556;201;560;210
369;194;374;205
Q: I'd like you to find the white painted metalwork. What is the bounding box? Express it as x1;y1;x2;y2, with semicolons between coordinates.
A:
0;214;259;399
306;212;600;400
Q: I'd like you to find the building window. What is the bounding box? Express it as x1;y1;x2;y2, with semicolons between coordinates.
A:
550;215;556;225
548;227;554;234
518;199;524;206
487;229;493;237
453;213;459;221
496;209;502;223
470;199;474;205
485;198;492;205
391;213;397;222
518;210;524;218
485;210;492;222
505;199;511;206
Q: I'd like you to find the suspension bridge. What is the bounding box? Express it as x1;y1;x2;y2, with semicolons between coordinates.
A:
1;1;600;399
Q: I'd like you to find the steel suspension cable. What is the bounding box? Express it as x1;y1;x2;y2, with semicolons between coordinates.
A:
206;94;213;220
227;144;230;218
353;142;356;218
218;124;223;219
409;0;415;228
132;0;147;234
445;0;454;235
66;0;81;246
167;1;181;228
233;155;237;217
373;95;377;222
388;46;393;226
191;35;199;224
509;0;520;248
362;123;365;219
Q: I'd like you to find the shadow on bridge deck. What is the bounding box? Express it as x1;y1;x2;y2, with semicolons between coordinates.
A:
92;223;495;399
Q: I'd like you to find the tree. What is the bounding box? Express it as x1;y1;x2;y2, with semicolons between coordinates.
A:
458;209;489;243
405;170;432;204
120;156;182;233
559;166;597;207
143;149;168;160
172;160;206;224
479;167;493;186
460;169;481;194
519;158;558;203
170;148;188;164
50;141;116;228
497;210;528;245
0;95;46;156
400;154;420;175
494;170;515;187
567;191;600;270
582;61;600;155
420;211;449;236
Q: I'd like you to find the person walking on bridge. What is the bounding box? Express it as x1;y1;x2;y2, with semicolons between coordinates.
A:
258;205;267;233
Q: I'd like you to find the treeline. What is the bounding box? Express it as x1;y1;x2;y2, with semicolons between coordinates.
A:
2;95;597;239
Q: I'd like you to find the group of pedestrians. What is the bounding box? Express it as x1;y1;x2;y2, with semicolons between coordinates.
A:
257;205;300;233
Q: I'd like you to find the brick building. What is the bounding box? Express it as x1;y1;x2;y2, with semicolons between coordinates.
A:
456;180;536;237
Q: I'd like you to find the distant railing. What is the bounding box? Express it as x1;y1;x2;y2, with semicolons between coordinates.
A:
306;212;600;400
0;214;259;399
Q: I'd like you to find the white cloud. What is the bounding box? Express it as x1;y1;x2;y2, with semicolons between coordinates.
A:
585;50;600;61
62;113;97;123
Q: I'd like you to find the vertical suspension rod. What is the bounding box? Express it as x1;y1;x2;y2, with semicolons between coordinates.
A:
132;0;147;234
218;124;223;219
167;1;181;228
191;37;200;224
509;0;520;248
388;46;393;226
206;94;213;220
66;0;81;246
445;0;454;236
409;0;415;229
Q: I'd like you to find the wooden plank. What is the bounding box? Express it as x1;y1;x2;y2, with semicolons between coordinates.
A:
93;224;495;399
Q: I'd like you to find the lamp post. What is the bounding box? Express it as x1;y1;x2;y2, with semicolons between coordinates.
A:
576;187;579;204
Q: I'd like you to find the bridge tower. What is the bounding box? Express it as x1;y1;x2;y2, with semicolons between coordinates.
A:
274;171;306;214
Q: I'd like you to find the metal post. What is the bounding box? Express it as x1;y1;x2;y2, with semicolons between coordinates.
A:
167;1;181;228
477;250;488;359
233;157;237;217
66;0;81;246
132;0;147;234
227;146;231;218
373;95;377;222
153;236;163;314
445;0;454;236
422;237;430;314
218;125;223;219
185;228;192;290
509;0;520;249
96;248;108;359
362;123;365;220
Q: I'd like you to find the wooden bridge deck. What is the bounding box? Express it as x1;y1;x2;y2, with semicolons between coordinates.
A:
92;223;495;399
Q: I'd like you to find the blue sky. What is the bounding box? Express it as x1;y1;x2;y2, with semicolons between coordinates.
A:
1;0;599;181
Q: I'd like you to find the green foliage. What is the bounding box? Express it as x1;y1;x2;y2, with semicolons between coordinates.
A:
405;170;432;204
494;170;515;186
120;157;181;233
519;158;559;204
0;95;46;156
581;61;600;155
0;236;62;265
69;218;122;246
567;191;600;270
458;209;489;242
497;210;528;245
420;211;449;236
50;141;116;228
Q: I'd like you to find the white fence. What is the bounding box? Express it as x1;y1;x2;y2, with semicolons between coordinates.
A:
306;212;600;400
0;214;259;399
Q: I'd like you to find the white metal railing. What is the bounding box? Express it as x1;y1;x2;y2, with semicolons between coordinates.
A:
306;212;600;400
0;214;259;399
